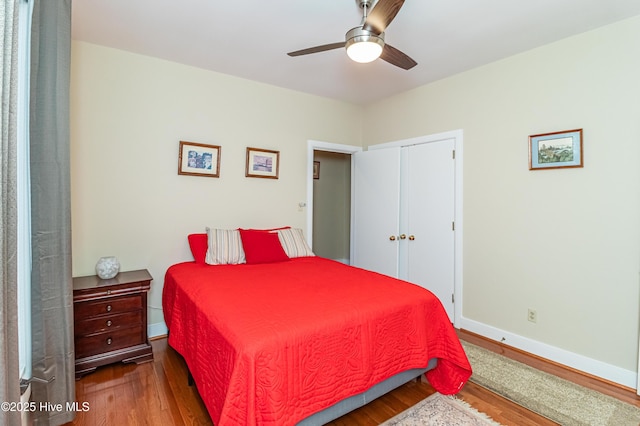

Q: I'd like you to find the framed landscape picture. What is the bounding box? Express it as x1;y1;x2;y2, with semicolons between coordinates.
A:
529;129;583;170
178;141;221;177
246;147;279;179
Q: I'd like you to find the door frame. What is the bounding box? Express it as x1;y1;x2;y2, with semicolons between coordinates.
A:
368;129;464;327
306;140;362;251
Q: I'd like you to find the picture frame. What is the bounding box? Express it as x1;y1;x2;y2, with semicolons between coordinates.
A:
313;161;320;179
178;141;221;177
246;147;280;179
529;129;583;170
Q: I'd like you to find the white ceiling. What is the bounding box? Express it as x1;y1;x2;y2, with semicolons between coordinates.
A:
72;0;640;105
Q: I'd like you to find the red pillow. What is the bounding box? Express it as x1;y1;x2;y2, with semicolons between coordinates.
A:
239;229;289;264
188;233;208;264
244;226;291;232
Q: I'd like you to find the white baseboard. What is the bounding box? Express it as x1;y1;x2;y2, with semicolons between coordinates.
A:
459;316;638;390
148;321;168;339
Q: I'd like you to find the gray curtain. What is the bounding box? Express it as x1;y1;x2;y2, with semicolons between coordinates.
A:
0;1;21;425
29;1;75;425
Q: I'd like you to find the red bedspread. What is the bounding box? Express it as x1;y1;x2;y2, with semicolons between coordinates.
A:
163;257;471;425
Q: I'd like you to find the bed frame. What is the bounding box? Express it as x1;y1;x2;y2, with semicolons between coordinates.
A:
297;360;436;425
184;358;437;425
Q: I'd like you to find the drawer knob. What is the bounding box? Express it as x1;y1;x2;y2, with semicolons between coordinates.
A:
106;305;112;312
106;320;112;327
106;338;112;345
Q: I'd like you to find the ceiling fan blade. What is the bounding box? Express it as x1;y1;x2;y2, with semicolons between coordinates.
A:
287;42;346;57
363;0;405;35
380;44;417;70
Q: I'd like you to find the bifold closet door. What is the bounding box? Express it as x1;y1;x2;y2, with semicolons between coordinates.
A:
352;140;456;321
352;147;401;277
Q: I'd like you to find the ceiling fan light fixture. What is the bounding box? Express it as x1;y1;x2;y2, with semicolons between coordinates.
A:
286;0;417;70
345;27;385;63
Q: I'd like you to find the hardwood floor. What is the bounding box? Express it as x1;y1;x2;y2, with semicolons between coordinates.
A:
65;330;640;425
69;338;212;425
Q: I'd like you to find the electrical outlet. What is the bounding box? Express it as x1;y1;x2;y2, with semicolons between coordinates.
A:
527;308;537;323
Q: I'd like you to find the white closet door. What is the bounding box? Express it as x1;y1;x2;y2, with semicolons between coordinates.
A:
403;139;456;320
352;148;401;277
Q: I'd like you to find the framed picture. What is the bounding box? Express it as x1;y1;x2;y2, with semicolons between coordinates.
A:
313;161;320;179
178;141;221;177
529;129;583;170
246;147;279;179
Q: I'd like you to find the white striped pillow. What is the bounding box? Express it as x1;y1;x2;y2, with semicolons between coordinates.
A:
276;228;315;258
205;228;246;265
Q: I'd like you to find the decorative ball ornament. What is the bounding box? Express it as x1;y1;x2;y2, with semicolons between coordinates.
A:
95;256;120;279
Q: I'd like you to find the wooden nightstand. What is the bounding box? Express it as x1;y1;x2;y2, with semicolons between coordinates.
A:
73;269;154;378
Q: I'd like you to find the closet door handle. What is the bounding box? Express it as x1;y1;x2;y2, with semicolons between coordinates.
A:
399;234;407;240
409;235;415;241
389;235;397;241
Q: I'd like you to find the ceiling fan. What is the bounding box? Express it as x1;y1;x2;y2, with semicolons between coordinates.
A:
287;0;417;70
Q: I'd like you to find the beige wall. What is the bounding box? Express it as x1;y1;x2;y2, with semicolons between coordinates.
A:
70;42;363;328
363;16;640;378
312;151;351;261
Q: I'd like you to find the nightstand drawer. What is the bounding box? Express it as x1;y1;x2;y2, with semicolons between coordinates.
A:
75;310;142;336
75;326;144;359
73;269;153;378
74;294;142;319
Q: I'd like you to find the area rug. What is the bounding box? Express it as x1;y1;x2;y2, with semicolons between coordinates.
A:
462;341;640;426
379;393;502;426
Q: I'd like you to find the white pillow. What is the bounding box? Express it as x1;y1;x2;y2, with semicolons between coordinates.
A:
276;228;315;258
205;228;246;265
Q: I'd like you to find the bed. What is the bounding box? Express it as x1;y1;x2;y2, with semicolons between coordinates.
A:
162;229;472;425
